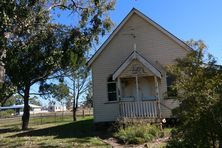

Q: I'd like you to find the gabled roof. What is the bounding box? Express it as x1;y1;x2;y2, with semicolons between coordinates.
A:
112;50;162;80
88;8;192;66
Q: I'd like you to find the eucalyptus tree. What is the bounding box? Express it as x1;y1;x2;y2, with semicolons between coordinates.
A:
167;40;222;147
0;0;115;130
3;3;65;130
41;63;90;121
68;64;90;121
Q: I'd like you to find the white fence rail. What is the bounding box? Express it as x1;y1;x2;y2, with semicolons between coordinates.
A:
120;101;158;118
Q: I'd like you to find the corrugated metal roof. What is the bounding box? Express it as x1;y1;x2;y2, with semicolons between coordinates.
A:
0;104;41;110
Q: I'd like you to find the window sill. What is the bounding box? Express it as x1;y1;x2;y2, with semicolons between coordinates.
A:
104;101;119;104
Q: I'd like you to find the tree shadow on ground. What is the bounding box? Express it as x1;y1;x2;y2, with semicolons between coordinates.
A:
12;119;113;139
0;128;21;134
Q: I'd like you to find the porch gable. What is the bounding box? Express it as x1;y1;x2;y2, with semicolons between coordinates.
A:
113;51;162;80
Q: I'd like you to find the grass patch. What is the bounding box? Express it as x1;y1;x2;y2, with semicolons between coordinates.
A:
114;121;162;144
0;116;111;148
0;110;16;118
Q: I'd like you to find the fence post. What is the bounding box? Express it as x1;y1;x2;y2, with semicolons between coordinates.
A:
41;113;43;125
62;111;64;121
82;109;85;118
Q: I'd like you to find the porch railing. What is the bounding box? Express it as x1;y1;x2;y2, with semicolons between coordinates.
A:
120;100;158;118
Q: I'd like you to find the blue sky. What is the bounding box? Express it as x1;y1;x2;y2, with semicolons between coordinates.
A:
39;0;222;106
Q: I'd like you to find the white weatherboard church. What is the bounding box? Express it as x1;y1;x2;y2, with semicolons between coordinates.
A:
88;8;191;123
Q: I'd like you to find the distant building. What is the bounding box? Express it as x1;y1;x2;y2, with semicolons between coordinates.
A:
0;104;42;115
48;105;66;112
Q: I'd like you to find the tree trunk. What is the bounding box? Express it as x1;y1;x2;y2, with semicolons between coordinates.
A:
219;140;222;148
22;84;30;130
210;131;216;148
73;95;79;121
73;107;77;121
72;90;79;121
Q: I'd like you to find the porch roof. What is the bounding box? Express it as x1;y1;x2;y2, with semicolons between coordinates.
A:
113;51;162;80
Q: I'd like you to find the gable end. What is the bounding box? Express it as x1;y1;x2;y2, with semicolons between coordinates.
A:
88;8;193;67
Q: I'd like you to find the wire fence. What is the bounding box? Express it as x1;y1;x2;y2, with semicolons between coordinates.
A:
0;108;93;126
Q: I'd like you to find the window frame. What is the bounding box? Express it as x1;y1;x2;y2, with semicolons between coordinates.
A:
166;73;178;97
107;76;118;102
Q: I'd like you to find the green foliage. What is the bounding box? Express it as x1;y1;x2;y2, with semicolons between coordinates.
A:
166;40;222;147
0;80;16;106
2;95;23;106
114;121;161;144
29;96;42;106
2;96;16;106
0;109;15;118
50;83;70;104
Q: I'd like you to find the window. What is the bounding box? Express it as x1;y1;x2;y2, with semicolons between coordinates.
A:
166;73;177;97
107;76;117;101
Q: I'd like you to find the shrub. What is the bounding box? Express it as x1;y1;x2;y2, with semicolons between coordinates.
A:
114;120;161;144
